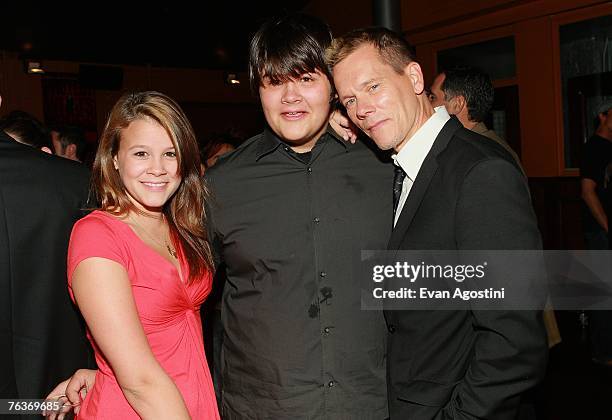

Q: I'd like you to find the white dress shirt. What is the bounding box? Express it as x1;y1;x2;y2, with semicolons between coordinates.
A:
393;106;451;226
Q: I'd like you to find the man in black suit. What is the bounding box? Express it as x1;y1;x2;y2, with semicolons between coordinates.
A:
0;97;93;405
328;28;548;419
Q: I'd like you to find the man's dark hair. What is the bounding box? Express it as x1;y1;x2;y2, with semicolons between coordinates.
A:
0;111;51;149
441;66;494;123
199;129;243;167
54;125;88;161
248;13;333;95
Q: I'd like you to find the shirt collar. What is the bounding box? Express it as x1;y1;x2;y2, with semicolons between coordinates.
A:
392;106;451;180
471;122;487;135
255;124;347;161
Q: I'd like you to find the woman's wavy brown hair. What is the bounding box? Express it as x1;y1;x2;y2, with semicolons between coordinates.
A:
92;91;213;282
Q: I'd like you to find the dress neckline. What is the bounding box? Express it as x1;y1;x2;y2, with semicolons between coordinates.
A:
93;210;187;284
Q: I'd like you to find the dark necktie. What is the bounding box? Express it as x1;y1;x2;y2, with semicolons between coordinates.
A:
393;165;407;214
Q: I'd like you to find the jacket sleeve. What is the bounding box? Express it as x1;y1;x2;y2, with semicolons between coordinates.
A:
203;174;223;270
0;190;18;398
442;158;548;420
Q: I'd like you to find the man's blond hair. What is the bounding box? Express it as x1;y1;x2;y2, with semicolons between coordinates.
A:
325;27;416;73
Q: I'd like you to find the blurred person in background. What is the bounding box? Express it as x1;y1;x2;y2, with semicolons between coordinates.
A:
0;110;53;153
582;101;612;416
51;125;88;163
0;95;94;413
199;130;239;174
429;65;523;172
581;100;612;250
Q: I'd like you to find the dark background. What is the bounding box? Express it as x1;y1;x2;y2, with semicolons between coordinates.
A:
0;2;311;70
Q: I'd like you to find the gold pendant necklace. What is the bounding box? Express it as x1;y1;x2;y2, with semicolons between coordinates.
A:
131;215;178;259
166;244;178;259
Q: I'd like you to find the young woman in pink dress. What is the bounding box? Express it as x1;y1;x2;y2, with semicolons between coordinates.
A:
58;91;219;419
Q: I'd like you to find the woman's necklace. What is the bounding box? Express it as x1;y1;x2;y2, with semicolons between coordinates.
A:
130;215;178;259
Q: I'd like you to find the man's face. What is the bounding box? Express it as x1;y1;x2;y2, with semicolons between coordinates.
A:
333;44;427;152
600;109;612;133
259;70;332;152
429;72;447;109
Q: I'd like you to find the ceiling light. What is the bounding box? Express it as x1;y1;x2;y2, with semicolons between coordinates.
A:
226;73;240;85
26;60;45;74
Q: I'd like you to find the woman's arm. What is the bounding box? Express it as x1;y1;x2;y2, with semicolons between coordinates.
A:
72;257;190;419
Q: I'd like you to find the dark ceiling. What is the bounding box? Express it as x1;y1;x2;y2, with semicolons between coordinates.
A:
0;1;312;70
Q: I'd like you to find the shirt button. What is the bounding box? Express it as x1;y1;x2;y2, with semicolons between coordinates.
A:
320;271;327;278
323;326;330;334
388;324;396;334
328;380;335;387
284;146;290;152
314;217;320;223
307;167;312;173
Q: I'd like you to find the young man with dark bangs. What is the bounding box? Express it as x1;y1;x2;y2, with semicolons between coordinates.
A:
204;13;393;419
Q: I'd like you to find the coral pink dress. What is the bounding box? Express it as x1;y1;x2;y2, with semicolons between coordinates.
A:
67;210;219;419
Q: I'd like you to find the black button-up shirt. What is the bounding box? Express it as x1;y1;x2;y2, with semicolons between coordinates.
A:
206;128;393;419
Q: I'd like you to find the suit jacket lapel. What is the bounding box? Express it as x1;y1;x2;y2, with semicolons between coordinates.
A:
387;117;462;250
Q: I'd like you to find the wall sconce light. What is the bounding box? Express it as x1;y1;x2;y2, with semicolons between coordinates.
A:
25;60;45;74
225;73;240;85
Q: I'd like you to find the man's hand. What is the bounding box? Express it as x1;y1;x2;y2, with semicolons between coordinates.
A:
329;108;358;143
44;369;97;419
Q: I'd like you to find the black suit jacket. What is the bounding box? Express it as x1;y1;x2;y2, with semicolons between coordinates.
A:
0;130;94;405
385;117;548;420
